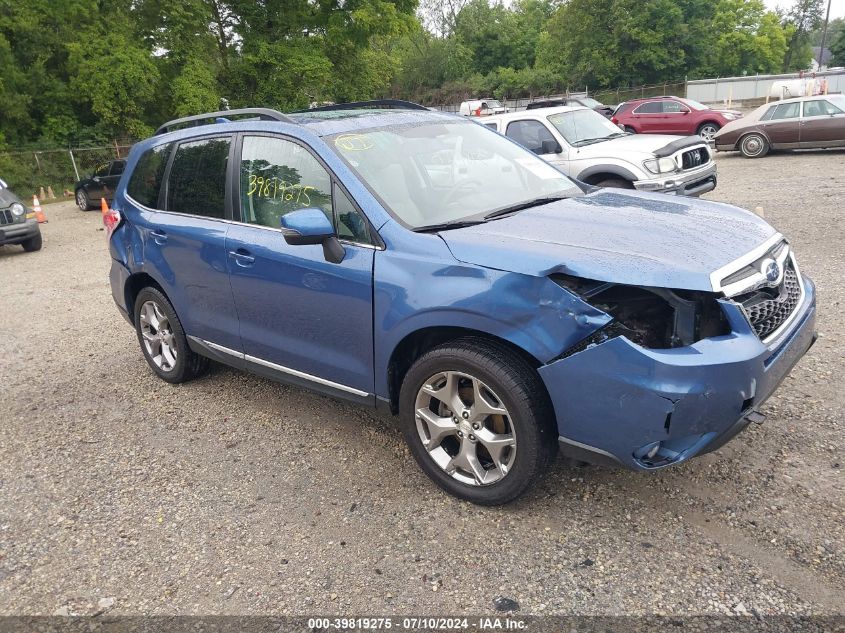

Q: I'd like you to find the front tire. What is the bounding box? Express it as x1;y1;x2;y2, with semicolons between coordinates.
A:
399;337;557;505
76;189;91;211
21;231;42;252
133;287;208;384
594;178;634;190
739;133;769;159
697;122;720;143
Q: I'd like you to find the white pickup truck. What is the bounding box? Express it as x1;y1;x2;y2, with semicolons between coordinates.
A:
482;105;717;196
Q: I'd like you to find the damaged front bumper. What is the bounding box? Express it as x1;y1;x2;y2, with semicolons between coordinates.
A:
538;276;817;470
634;162;717;197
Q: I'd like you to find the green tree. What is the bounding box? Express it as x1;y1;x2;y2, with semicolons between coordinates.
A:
782;0;824;70
831;23;845;66
703;0;789;76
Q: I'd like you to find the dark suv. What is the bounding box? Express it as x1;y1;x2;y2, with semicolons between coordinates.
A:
105;102;816;505
0;186;42;252
75;159;126;210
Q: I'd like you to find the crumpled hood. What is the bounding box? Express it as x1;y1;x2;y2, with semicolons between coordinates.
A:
439;189;776;292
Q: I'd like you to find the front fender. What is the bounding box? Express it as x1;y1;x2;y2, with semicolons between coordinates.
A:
574;161;641;183
372;231;611;398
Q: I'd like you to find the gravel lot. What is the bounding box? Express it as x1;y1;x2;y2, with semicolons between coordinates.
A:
1;150;843;618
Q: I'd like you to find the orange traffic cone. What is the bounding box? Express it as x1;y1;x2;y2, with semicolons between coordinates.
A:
32;195;47;223
100;197;109;215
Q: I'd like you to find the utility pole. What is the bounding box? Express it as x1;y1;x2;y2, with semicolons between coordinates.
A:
818;0;833;70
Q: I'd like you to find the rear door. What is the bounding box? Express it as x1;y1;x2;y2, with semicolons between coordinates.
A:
225;134;376;402
759;101;801;146
128;135;242;351
799;98;845;146
631;101;664;132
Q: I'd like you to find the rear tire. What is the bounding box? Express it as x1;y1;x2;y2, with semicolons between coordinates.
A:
399;337;557;505
21;231;42;252
594;178;634;190
76;189;91;211
133;287;209;384
739;133;769;159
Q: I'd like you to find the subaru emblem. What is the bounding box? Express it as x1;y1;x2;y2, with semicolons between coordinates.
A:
762;258;780;283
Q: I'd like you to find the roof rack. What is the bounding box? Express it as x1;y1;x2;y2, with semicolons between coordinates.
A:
295;99;429;113
154;108;297;136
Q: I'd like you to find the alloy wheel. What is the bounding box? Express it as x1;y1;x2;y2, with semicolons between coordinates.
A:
139;300;177;372
414;370;516;486
699;124;718;142
76;190;87;210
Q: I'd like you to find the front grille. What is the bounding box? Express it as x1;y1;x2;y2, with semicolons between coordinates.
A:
681;147;710;170
0;209;13;226
737;260;801;340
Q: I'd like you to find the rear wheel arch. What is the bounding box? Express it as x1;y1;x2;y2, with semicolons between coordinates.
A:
386;326;543;415
124;272;167;326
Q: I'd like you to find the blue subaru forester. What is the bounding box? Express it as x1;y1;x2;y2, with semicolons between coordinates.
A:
106;101;817;505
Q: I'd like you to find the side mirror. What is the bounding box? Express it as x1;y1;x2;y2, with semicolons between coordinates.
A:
540;139;562;154
280;207;345;263
93;176;101;182
680;108;690;114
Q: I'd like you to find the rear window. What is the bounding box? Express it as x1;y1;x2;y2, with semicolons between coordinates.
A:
127;143;173;208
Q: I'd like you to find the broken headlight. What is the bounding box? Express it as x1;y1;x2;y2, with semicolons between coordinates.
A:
552;274;730;352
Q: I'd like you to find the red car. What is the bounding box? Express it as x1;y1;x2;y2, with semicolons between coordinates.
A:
611;96;742;143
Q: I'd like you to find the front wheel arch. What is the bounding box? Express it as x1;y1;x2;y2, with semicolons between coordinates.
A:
386;326;543;415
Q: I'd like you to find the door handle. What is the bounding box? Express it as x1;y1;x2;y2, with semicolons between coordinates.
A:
229;248;255;267
150;230;168;245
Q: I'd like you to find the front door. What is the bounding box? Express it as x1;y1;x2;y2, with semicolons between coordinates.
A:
800;98;845;146
226;134;376;401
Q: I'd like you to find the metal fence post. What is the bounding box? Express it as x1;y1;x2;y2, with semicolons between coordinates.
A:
69;149;80;182
33;152;41;172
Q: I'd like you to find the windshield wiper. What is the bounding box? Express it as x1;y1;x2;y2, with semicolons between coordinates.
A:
412;219;488;233
573;136;611;147
483;195;568;221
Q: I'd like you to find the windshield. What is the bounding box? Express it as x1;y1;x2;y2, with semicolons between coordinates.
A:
681;98;709;111
547;109;625;145
577;97;602;108
329;121;580;229
485;100;503;109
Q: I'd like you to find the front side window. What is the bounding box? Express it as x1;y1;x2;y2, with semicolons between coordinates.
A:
110;161;125;176
505;120;557;154
127;143;172;208
94;163;110;177
166;137;230;218
239;136;332;229
770;102;801;120
663;100;687;113
329;120;580;230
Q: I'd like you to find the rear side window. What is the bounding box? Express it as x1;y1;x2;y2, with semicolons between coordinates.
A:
769;102;800;120
127;143;172;208
167;137;231;218
634;101;662;114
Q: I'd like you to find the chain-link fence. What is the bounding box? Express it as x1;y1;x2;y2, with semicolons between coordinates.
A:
0;141;134;200
431;81;688;113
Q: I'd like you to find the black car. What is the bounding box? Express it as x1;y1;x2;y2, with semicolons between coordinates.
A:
526;97;614;118
0;185;42;252
74;159;126;210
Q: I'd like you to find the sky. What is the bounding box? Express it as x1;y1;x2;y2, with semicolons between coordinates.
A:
764;0;845;21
